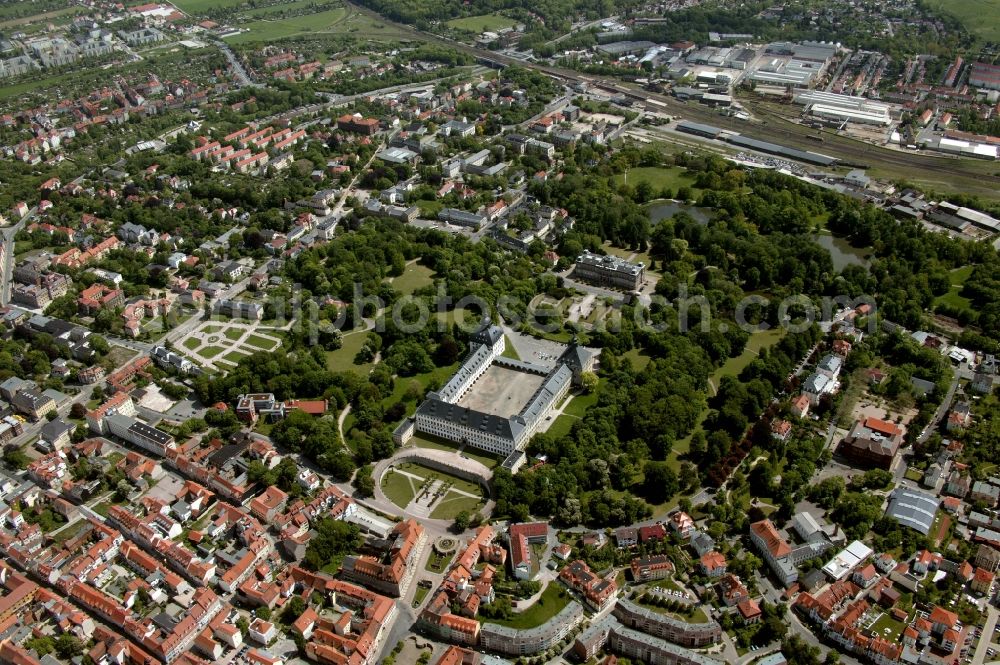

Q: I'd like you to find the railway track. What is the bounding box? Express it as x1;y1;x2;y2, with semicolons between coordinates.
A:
345;1;1000;198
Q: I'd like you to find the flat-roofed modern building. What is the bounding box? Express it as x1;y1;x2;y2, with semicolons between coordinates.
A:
574;251;645;291
438;208;488;229
105;413;176;456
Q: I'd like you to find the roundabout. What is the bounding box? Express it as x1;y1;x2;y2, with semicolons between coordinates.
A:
433;537;458;556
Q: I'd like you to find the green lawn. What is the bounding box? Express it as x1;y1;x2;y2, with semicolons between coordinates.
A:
458;446;501;470
425;551;454;574
870;611;907;643
397;462;484;496
411;433;462;453
935;266;975;311
224;7;350;43
613;167;699;195
646;578;682;591
182;338;201;351
446;13;518;32
201;325;223;334
501;335;521;361
0;70;85;101
563;391;598;418
950;265;974;285
636;596;710;624
416;199;443;218
483;583;572;629
430;491;486;520
239;0;322;18
545;413;578;439
934;286;972;311
224;328;245;341
381;468;419;508
326;330;374;376
51;519;90;544
623;348;653;371
392;263;435;295
224;350;249;364
171;0;247;12
708;328;785;393
412;584;431;607
245;334;279;350
0;6;85;32
0;2;80;20
383;462;486;513
923;0;1000;41
198;345;226;358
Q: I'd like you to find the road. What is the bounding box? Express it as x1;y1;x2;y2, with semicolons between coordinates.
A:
971;606;1000;665
0;208;35;306
5;363;134;451
161;273;254;346
917;368;962;445
215;40;256;87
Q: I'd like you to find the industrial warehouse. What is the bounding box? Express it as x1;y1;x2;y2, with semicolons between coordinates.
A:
675;121;838;166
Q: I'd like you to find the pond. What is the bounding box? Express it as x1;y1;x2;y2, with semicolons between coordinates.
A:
647;200;712;225
649;200;871;272
814;233;872;271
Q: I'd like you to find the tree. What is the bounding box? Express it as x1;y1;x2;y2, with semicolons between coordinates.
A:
782;635;822;665
808;476;845;509
25;637;55;657
352;465;375;497
641;461;679;504
283;596;306;623
70;402;87;419
90;335;110;355
55;634;84;659
3;448;30;470
304;517;362;570
453;510;471;532
580;371;599;394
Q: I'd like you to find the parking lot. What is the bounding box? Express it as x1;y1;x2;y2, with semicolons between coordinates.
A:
504;328;573;368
